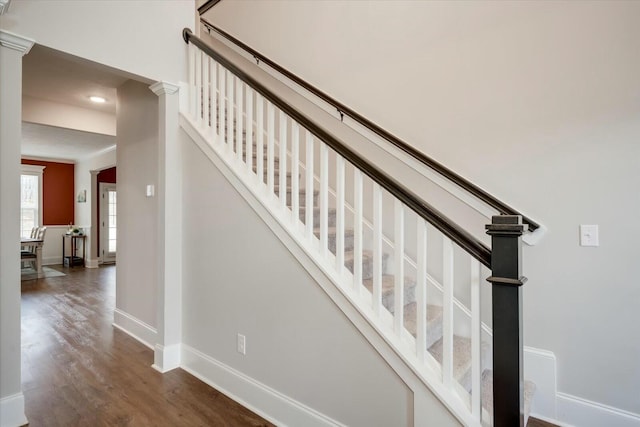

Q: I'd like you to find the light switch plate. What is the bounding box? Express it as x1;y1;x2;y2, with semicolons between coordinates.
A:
580;224;599;247
146;184;155;197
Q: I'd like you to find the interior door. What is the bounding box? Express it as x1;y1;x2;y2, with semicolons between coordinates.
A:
100;183;117;263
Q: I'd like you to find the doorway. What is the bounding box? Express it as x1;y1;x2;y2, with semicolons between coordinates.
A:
99;182;117;263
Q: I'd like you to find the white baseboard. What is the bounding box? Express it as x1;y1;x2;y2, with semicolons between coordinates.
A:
524;346;640;427
85;258;99;268
42;257;61;266
112;308;156;350
181;345;344;427
152;343;181;373
0;393;28;427
557;393;640;427
524;346;557;419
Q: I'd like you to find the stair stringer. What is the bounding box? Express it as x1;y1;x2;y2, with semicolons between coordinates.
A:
181;112;480;427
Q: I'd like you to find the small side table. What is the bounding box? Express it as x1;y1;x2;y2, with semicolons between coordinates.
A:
62;234;86;267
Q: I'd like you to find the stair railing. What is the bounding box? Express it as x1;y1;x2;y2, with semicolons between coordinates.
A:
182;27;526;427
198;16;539;235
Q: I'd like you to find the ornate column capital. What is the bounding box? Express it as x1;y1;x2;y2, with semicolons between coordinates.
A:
0;30;35;55
149;81;180;96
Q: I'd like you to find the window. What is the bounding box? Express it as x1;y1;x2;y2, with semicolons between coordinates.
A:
21;165;45;238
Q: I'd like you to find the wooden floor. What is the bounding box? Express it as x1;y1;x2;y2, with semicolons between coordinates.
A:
21;265;272;427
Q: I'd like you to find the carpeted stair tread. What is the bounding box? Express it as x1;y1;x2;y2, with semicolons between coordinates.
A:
362;275;417;313
428;335;474;389
298;207;337;227
344;250;389;280
314;227;355;253
481;369;536;425
278;188;319;207
403;302;443;350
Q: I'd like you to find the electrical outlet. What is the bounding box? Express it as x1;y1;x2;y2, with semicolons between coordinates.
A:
237;333;246;355
580;224;599;247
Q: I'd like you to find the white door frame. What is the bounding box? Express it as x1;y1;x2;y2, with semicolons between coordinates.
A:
99;182;117;263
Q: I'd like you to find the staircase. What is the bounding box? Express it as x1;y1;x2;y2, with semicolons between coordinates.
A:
243;132;536;424
183;27;537;426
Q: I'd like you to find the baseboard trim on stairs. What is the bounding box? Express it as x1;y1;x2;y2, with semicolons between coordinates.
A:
556;392;640;427
181;345;344;427
112;308;157;350
0;393;28;427
180;113;475;426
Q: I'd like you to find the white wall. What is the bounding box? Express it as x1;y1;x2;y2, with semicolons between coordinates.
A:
74;146;116;263
23;96;116;136
206;0;640;417
180;133;459;426
115;80;158;330
0;0;194;84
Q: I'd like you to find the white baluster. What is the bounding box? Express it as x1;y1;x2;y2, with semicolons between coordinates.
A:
305;131;314;241
256;93;264;182
245;86;253;172
320;143;329;256
267;102;275;194
336;156;345;273
442;236;454;388
394;199;405;336
202;53;209;130
279;113;288;209
189;43;195;117
210;58;217;139
227;71;234;151
195;50;202;126
416;218;428;362
471;258;482;421
235;77;243;161
373;183;383;316
353;169;363;294
219;66;226;146
291;122;300;223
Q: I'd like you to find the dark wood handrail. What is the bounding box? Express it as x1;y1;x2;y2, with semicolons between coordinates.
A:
183;28;491;267
197;0;223;16
197;18;539;233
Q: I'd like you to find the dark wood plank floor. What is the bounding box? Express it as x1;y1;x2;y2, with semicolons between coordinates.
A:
21;265;273;427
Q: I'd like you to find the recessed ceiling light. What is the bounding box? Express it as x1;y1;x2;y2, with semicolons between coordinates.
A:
89;96;106;103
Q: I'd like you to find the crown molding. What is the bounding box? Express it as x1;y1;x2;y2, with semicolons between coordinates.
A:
0;30;35;55
0;0;12;16
149;81;180;96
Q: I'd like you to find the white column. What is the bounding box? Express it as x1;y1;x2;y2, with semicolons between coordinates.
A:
0;29;33;427
85;169;100;268
149;81;182;373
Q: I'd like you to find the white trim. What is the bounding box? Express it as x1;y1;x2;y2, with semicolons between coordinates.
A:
152;343;181;373
149;81;180;96
0;393;28;427
85;258;99;268
181;345;345;427
21;155;75;164
0;0;12;16
99;182;117;263
524;346;557;420
180;113;475;426
112;308;157;350
0;30;34;55
20;164;45;236
557;393;640;427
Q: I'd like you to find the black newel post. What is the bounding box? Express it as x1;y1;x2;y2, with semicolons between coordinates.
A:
486;215;526;427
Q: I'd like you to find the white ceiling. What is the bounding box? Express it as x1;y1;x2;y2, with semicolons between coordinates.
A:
21;44;135;161
22;122;115;162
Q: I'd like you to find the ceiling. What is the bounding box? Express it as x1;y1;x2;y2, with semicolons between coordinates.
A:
22;122;115;162
21;44;135;161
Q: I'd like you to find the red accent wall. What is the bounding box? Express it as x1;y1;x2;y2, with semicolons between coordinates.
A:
22;159;74;225
97;167;116;184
